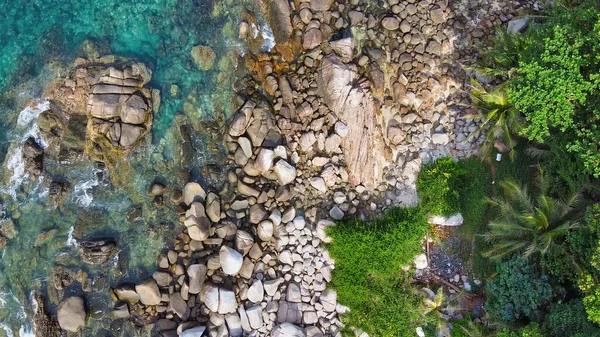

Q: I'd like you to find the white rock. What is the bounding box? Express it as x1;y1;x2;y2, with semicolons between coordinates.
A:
414;253;428;269
287;283;301;303
257;220;274;241
432;133;450;145
320;289;337;312
274;160;297;185
329;206;344;220
187;264;207;294
416;327;425;337
309;177;327;193
181;326;207;337
300;132;317;151
201;284;220;312
238;137;252;157
272;323;306;337
235;230;254;256
218;289;238;314
247;280;264;303
334;121;349;137
333;191;346;204
507;17;530;34
257;148;275;173
246;305;263;329
220;246;243;276
278;250;293;265
442;213;463;227
264;278;283;296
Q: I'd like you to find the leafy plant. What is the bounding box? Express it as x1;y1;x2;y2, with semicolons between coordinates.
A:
417;157;466;216
496;324;544;337
326;207;429;336
485;256;553;322
544;299;600;337
506;1;600;177
576;204;600;324
483;172;583;260
471;28;533;81
467;81;523;160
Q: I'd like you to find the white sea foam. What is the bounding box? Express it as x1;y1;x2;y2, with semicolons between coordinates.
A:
17;101;50;126
73;169;103;207
1;100;50;199
0;324;14;337
260;23;276;51
66;226;78;247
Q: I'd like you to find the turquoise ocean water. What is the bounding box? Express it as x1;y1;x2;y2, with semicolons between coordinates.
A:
0;0;270;335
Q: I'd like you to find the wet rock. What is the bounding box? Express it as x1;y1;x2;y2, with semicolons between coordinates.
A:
206;192;221;223
49;181;70;207
149;182;166;196
0;220;18;239
22;137;44;177
191;45;216;70
220;246;243;276
78;239;117;265
136;278;162;305
57;296;86;333
112;302;130;319
183;182;206;205
113;283;140;304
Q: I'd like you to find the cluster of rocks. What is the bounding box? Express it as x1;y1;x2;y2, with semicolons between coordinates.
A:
44;59;159;164
93;0;538;336
112;172;341;337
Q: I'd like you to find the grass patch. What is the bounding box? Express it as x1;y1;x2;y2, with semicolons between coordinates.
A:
326;207;429;336
417;157;466;216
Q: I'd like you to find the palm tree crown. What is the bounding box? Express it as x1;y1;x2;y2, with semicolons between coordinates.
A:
484;174;583;260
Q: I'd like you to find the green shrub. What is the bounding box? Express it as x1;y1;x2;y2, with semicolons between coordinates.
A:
576;204;600;324
485;256;553;322
497;324;544;337
506;0;600;177
544;299;600;337
417;157;466;216
326;207;429;336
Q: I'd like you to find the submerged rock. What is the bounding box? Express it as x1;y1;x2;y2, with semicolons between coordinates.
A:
57;296;86;333
78;239;117;265
191;45;216;71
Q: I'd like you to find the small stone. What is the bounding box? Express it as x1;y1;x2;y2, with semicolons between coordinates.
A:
333;192;346;204
309;177;327;193
430;8;445;24
257;148;275;173
272;323;306;337
382;17;400;30
329;206;344;220
334;121;348;137
187;264;207;294
218;289;237;314
414;253;428;269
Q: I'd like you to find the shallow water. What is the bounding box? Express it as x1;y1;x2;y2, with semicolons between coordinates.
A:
0;0;263;335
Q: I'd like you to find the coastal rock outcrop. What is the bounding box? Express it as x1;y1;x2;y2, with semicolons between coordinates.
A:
56;296;86;333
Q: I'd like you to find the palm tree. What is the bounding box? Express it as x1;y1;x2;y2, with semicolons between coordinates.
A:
421;288;463;336
458;320;497;337
470;28;532;82
466;80;523;160
483;173;584;260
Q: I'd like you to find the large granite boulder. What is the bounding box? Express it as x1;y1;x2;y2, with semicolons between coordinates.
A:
317;54;391;188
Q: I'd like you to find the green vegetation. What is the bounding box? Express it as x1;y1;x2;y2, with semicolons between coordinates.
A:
483;173;583;260
485;256;553;322
417;157;466;216
326;207;428;336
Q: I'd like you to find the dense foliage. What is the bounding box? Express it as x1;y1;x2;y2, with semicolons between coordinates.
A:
485;256;553;322
506;1;600;176
544;299;600;337
496;324;544;337
326;207;429;336
417;157;465;216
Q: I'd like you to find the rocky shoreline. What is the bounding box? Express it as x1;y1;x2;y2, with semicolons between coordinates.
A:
14;0;540;336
